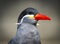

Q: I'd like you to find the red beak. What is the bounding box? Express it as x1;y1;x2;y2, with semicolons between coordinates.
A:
34;13;51;20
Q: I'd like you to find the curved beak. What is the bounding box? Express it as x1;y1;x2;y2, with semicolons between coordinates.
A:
34;13;51;20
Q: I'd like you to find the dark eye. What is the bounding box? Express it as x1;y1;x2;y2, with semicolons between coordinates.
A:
29;12;34;14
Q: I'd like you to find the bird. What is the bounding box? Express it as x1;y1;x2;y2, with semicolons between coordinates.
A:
8;7;51;44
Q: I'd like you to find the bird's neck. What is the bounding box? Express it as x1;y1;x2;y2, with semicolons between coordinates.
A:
22;22;37;26
17;22;37;29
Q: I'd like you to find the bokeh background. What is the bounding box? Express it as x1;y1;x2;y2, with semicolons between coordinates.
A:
0;0;60;44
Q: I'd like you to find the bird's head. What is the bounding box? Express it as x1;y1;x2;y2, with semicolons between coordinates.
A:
18;7;38;23
17;7;51;26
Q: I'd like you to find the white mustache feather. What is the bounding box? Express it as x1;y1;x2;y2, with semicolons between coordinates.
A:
16;23;39;26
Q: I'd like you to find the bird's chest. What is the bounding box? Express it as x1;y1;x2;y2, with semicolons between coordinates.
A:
18;30;38;44
19;24;37;35
16;24;39;44
18;28;36;38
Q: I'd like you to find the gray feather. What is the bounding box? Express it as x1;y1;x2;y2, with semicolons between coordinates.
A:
8;23;41;44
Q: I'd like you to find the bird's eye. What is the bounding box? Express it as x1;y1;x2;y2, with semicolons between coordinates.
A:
29;12;34;14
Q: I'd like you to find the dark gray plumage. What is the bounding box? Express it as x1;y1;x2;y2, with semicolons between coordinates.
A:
8;7;41;44
8;23;41;44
